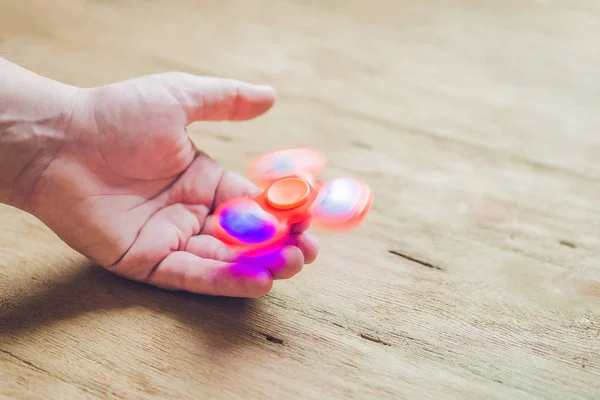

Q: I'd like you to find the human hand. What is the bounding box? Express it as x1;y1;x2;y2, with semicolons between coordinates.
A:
13;71;318;298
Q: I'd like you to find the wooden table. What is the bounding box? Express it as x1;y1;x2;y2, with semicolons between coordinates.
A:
1;1;599;398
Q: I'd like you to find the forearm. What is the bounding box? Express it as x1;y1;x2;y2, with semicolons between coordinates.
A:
0;57;77;208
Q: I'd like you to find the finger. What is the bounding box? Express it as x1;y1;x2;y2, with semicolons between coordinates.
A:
157;72;276;123
290;218;312;234
146;251;273;298
185;234;238;262
285;233;319;264
185;233;318;277
236;245;305;280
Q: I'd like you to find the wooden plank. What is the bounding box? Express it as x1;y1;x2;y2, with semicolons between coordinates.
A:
1;0;599;399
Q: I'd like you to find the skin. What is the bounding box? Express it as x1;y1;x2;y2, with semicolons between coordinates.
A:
0;57;319;298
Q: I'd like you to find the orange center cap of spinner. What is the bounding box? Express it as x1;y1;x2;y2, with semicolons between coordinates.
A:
266;177;311;210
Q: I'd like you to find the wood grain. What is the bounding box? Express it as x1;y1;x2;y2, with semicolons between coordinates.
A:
1;1;599;399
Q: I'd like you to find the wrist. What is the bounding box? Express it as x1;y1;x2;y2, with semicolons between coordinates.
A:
0;58;81;210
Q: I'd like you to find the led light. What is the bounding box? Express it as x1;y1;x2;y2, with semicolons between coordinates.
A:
314;178;361;219
219;202;278;244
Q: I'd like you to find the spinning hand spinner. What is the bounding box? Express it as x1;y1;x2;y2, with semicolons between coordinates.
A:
211;147;373;255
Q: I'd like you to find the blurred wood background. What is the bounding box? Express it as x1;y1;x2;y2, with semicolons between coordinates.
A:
1;0;599;399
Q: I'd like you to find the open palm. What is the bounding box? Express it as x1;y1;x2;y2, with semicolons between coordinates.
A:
27;72;318;298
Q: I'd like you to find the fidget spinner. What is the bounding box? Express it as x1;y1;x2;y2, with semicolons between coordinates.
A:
211;147;373;255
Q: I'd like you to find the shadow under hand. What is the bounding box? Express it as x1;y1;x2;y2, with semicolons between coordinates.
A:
0;261;275;356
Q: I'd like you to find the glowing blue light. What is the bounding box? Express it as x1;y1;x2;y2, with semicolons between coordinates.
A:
316;178;360;217
219;205;277;244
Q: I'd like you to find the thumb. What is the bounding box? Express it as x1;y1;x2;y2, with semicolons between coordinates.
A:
156;72;277;124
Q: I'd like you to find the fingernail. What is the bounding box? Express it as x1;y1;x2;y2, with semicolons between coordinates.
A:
251;84;276;97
